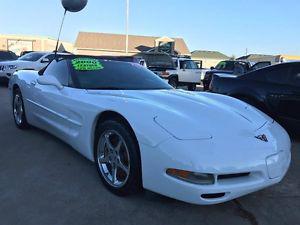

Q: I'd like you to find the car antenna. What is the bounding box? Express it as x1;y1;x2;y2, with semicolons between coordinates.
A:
54;0;89;59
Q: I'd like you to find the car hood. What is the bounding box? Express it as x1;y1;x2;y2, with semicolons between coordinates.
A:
87;89;271;140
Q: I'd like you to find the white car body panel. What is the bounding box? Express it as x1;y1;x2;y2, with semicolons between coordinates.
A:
8;70;291;205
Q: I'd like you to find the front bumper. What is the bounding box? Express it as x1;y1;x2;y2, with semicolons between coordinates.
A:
140;121;291;205
0;71;13;79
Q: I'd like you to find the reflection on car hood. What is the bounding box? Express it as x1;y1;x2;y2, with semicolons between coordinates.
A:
87;89;271;140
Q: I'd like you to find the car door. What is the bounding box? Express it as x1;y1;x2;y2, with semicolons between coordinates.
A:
277;64;300;127
178;60;200;83
177;60;189;82
262;64;296;123
30;59;76;142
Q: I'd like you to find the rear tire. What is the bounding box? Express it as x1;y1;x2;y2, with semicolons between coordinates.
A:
168;77;178;89
13;89;29;129
94;120;142;196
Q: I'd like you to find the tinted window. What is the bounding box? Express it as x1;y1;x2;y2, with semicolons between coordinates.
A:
0;51;18;61
265;65;290;85
289;64;300;86
251;61;271;71
44;60;70;86
70;58;172;90
19;52;45;61
45;54;55;61
215;61;234;71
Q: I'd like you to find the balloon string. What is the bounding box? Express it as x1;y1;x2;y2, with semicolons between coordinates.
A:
55;9;67;57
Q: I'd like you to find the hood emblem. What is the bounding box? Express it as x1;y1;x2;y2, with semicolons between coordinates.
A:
255;134;268;142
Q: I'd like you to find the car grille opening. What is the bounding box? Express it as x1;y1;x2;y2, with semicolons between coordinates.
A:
201;193;226;199
218;172;250;180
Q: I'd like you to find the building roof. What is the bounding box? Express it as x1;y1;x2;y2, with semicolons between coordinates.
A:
236;54;275;61
191;50;230;59
74;32;190;55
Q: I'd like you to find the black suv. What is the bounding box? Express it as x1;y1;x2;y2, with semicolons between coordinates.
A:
202;60;270;91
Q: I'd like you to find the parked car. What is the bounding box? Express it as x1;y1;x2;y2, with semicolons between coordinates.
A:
162;57;208;91
8;55;291;205
202;60;271;91
19;51;34;57
0;50;19;81
136;52;175;74
0;51;69;79
210;62;300;133
0;50;18;62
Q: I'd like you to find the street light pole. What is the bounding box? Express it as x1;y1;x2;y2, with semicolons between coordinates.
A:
125;0;129;54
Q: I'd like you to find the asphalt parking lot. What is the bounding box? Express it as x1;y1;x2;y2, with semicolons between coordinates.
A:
0;83;299;225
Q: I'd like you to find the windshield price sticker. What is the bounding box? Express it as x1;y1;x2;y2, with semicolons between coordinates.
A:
72;58;104;71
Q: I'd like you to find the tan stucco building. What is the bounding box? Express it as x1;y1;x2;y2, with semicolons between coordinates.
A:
0;34;74;55
191;50;230;69
74;32;190;56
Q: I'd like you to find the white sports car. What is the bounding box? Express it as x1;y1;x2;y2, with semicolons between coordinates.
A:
8;56;291;205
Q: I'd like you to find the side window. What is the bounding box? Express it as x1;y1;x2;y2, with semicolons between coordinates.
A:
173;59;178;68
289;65;300;86
44;60;69;86
265;65;290;85
45;54;55;61
185;61;193;69
180;61;187;69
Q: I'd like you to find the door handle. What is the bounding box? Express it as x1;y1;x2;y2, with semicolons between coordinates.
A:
30;81;36;86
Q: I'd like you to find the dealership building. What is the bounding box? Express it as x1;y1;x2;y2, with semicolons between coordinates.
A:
0;34;74;55
74;32;191;56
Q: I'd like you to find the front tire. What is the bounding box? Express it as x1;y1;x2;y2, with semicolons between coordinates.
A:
95;120;142;196
13;89;29;129
188;84;197;91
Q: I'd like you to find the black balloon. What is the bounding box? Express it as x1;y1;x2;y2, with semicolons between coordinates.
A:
61;0;88;12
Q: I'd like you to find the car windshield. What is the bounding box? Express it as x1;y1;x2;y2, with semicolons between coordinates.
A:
69;57;173;90
215;61;235;71
0;51;18;61
18;52;45;61
143;54;174;68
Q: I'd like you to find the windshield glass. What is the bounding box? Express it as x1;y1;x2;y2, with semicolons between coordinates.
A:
143;54;174;68
69;58;172;90
215;61;234;71
0;51;18;61
18;52;45;61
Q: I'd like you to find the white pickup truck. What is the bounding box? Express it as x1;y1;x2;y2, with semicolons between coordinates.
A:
160;57;208;91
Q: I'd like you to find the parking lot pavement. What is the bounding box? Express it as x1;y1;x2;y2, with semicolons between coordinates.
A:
0;84;299;225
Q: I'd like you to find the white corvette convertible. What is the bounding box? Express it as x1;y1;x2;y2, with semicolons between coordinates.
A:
8;56;291;205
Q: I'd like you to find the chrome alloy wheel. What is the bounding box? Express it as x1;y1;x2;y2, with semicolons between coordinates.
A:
13;94;24;125
97;130;131;188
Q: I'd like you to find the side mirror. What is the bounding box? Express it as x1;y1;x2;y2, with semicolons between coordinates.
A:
37;76;63;90
41;58;50;64
210;67;215;70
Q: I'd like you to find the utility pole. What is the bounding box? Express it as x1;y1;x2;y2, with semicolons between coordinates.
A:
125;0;129;54
245;48;248;56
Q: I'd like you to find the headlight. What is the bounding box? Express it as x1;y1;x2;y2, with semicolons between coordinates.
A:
166;169;215;185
